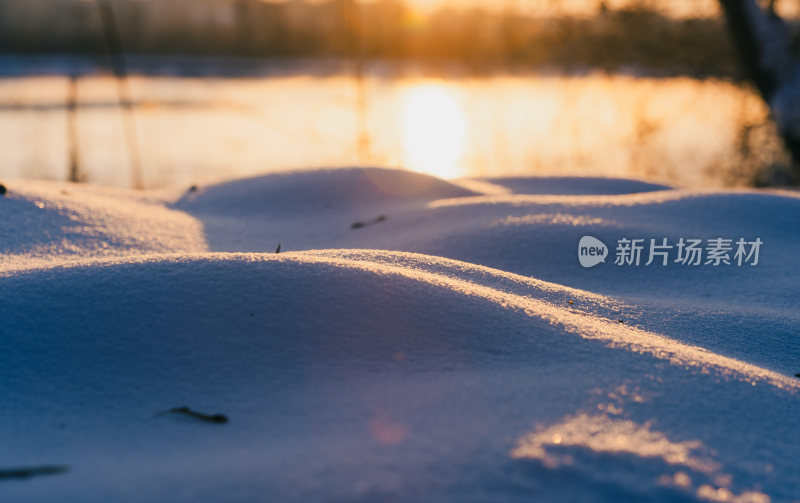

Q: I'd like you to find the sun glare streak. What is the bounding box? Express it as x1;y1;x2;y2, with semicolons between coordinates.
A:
402;84;467;179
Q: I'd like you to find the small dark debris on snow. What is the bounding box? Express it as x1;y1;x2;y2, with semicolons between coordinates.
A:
351;214;387;230
156;406;228;424
188;185;198;193
0;183;7;196
275;243;281;253
618;319;625;323
795;373;800;378
0;465;68;480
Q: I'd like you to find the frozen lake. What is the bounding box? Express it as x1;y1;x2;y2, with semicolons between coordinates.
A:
0;60;785;189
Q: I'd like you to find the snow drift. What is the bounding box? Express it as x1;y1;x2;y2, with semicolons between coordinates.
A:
0;167;798;502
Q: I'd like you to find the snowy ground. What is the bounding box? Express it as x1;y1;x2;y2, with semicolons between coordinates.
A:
0;167;798;502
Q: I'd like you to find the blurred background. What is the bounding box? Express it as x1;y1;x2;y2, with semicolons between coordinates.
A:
1;0;798;189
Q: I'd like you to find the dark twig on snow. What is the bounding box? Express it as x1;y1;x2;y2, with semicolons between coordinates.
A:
156;406;228;424
0;465;69;480
351;214;387;230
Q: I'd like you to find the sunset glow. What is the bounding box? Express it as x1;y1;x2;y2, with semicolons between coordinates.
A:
402;84;467;179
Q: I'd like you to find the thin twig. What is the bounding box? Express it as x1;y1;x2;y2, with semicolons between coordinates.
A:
156;406;229;424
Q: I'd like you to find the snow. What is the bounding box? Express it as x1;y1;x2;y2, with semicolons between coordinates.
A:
0;167;798;502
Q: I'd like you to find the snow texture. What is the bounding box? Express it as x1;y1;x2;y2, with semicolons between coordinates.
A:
0;167;798;502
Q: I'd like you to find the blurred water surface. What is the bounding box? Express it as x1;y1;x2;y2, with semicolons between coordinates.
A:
0;64;786;189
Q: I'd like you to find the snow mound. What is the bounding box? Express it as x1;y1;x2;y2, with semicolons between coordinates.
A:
0;252;796;502
1;169;799;502
174;167;477;217
170;175;800;378
480;176;672;195
0;180;206;269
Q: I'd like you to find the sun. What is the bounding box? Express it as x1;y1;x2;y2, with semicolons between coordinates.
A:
402;83;468;179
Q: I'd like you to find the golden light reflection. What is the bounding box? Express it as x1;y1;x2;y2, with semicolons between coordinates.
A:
401;5;429;30
402;84;467;179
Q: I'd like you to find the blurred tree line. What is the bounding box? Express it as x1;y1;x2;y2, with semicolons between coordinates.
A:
0;0;754;76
